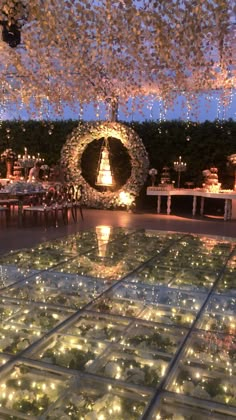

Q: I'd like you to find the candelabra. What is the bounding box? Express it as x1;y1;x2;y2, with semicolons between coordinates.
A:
173;156;187;188
17;147;44;179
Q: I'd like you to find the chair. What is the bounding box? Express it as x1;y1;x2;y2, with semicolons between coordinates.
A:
23;187;65;227
66;185;77;222
0;203;10;225
72;184;84;221
0;198;19;216
53;185;69;225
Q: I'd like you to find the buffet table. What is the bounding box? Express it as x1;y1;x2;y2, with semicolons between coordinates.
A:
146;187;236;220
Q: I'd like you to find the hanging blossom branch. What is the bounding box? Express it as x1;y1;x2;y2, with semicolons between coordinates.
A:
0;0;234;117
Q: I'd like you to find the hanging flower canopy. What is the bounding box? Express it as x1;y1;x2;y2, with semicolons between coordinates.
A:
0;0;235;118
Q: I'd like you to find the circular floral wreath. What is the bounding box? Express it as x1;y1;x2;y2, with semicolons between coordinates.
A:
61;121;149;208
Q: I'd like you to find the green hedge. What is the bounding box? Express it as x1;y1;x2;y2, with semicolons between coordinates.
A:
0;118;235;197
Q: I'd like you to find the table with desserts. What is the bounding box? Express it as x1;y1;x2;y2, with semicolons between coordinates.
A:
146;187;236;220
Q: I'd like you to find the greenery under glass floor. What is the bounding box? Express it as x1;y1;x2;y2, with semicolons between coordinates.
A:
0;227;235;419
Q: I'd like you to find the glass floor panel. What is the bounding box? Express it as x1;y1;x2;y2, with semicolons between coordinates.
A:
0;227;234;419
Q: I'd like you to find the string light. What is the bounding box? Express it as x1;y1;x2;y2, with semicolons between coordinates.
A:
0;229;235;418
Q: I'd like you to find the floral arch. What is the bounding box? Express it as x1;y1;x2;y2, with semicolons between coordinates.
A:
61;121;149;208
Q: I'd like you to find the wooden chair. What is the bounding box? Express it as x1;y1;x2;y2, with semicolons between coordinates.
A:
66;184;77;222
53;185;69;226
0;198;19;216
73;184;84;221
0;203;10;226
65;184;84;222
22;187;65;227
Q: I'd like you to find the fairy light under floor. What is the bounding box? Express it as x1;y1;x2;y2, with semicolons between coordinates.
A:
0;227;235;419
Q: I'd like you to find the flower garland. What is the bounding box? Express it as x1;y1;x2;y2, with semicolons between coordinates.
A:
61;121;149;209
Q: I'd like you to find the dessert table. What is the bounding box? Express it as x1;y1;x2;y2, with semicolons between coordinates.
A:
146;187;236;220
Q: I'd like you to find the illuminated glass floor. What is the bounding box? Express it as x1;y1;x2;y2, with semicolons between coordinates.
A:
0;227;235;419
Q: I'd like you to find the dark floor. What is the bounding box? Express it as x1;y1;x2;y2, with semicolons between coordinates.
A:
0;208;236;254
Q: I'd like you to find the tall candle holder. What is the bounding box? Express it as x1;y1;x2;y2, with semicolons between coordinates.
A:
17;148;44;180
173;156;187;188
149;168;158;186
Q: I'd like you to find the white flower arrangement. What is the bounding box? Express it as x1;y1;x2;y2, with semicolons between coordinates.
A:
61;121;149;209
227;154;236;166
0;148;16;161
149;168;157;176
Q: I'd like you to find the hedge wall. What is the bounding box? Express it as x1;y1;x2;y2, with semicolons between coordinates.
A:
0;119;235;208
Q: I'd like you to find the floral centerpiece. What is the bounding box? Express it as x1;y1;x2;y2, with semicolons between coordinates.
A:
0;148;17;178
149;168;158;186
0;148;16;161
3;181;44;194
227;154;236;190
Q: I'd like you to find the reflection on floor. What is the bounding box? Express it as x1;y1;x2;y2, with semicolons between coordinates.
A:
1;208;236;255
0;227;235;419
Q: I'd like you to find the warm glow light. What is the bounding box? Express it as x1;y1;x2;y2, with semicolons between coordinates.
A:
96;225;111;258
119;191;134;207
61;121;149;209
96;138;114;187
